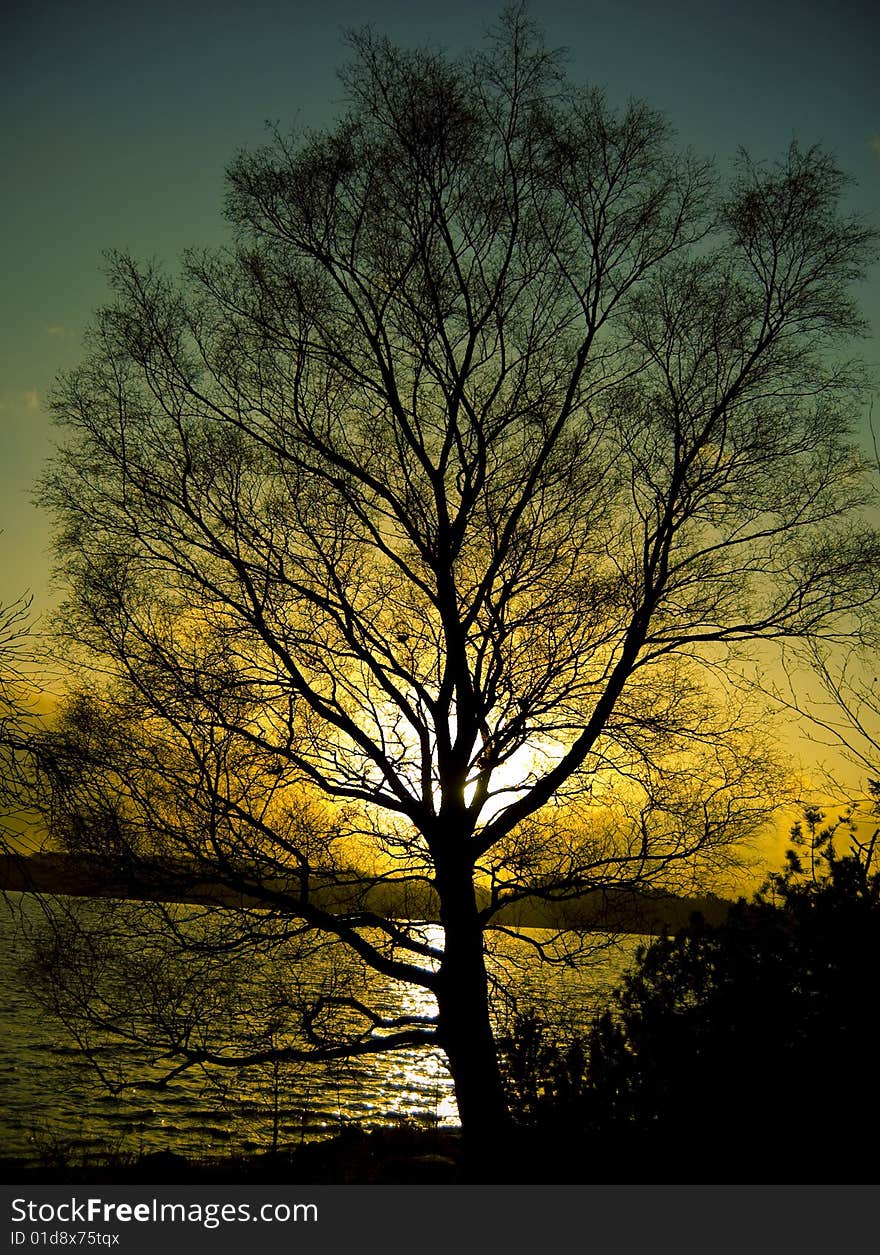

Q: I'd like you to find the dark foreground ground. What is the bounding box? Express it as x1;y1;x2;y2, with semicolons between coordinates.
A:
2;1124;871;1185
1;1127;466;1185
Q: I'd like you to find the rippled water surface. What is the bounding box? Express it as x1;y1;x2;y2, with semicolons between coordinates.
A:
0;893;641;1165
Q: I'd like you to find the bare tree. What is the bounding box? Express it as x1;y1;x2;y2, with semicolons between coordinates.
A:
779;639;880;781
0;592;43;856
757;408;880;873
33;7;880;1148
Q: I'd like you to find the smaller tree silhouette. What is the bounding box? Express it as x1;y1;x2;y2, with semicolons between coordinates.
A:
0;592;43;856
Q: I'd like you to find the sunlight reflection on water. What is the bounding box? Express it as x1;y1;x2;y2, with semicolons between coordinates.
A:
0;896;642;1165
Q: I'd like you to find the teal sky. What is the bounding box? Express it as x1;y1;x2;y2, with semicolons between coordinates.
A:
2;0;878;615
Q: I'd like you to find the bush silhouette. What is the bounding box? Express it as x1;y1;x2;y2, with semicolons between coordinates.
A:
498;809;879;1181
578;812;880;1179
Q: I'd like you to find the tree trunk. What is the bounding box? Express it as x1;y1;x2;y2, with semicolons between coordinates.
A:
434;858;512;1158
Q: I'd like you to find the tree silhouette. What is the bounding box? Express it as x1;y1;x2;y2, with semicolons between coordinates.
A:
0;592;42;853
31;7;880;1150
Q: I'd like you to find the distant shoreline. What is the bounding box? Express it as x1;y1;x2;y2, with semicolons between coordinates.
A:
0;852;734;934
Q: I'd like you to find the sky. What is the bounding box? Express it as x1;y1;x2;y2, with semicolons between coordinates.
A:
2;0;878;614
0;0;877;883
